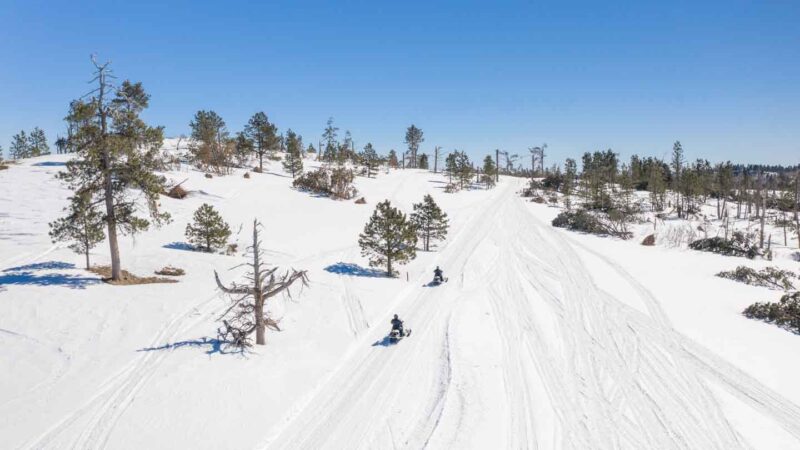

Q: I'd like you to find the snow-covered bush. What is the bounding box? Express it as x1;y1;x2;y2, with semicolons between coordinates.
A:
552;209;633;239
293;167;358;200
689;232;764;259
716;266;796;290
743;291;800;334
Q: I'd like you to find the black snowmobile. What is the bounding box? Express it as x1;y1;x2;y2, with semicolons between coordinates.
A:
428;267;448;287
389;315;411;343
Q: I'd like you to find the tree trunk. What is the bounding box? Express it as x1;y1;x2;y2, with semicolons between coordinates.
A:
85;248;91;270
255;287;265;345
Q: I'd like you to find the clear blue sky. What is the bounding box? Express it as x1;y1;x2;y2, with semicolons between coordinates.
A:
1;0;798;166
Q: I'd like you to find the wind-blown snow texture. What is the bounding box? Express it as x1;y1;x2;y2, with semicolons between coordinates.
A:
1;151;799;449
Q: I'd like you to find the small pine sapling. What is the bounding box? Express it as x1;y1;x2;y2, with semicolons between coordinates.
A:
185;203;231;252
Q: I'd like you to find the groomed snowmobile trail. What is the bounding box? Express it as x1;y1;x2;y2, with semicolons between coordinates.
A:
260;179;800;450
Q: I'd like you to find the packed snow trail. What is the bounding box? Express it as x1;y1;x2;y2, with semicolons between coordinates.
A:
261;180;800;450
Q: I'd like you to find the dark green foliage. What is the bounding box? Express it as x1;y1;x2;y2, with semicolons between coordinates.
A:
689;232;762;259
322;117;339;163
282;129;304;178
360;143;379;178
580;149;618;210
716;266;796;290
234;132;254;167
418;153;429;170
359;200;417;275
185;203;231;252
404;125;424;168
56;60;169;281
28;127;50;156
10;130;29;159
330;167;357;199
454;151;473;189
482;155;497;188
244;111;280;172
743;291;800;334
293;167;330;194
189;110;232;173
410;194;449;251
49;193;105;269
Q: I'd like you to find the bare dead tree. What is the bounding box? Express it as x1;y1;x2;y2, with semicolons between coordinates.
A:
214;219;308;347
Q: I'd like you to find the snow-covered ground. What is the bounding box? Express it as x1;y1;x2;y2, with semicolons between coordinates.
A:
1;152;800;449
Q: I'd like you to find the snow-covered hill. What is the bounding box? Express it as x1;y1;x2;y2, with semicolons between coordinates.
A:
1;153;800;449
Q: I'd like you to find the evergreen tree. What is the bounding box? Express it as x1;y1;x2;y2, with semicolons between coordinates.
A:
418;153;429;170
445;152;457;184
10;130;29;159
55;136;68;154
388;149;399;169
404;125;424;168
360;142;379;178
189;110;231;173
306;143;316;155
0;145;4;165
244;111;279;172
410;194;449;251
282;129;304;178
185;203;231;252
358;200;417;276
49;193;105;269
455;151;473;189
322;117;339;162
234;132;254;167
56;59;169;281
563;158;578;209
482;154;497;188
671;140;685;217
28;127;50;156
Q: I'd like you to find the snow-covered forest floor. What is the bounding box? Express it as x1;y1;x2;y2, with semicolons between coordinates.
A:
2;149;800;449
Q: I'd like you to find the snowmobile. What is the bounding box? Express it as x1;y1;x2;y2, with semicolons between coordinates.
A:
389;327;411;343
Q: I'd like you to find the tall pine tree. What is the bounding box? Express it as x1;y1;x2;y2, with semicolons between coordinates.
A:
358;200;417;276
404;125;424;168
360;143;379;178
482;154;497;188
10;131;29;159
282;129;304;178
410;194;449;251
56;58;169;281
29;127;50;156
244;111;279;172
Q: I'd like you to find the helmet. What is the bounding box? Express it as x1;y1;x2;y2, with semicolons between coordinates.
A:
393;314;398;319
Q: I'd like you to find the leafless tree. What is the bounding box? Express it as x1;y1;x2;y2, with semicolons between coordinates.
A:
214;220;308;347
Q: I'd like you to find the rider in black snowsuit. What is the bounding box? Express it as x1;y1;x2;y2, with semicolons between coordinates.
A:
391;314;404;336
433;266;444;282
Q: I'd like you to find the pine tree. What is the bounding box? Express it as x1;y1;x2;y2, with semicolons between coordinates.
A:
189;110;231;173
360;143;379;178
418;153;429;170
404;125;424;168
10;130;29;159
445;152;457;184
234;132;254;167
0;145;4;166
282;129;304;178
56;58;169;282
49;193;105;269
185;203;231;252
358;200;417;276
388;149;399;169
306;143;316;155
563;158;578;209
244;111;279;172
455;151;473;189
410;194;449;251
482;154;497;188
28;127;50;156
671;140;685;217
322;117;339;163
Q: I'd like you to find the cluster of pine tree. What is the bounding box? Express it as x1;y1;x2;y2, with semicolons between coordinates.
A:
7;127;49;159
358;195;449;275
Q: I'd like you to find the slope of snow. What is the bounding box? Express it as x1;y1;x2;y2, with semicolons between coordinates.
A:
1;154;799;449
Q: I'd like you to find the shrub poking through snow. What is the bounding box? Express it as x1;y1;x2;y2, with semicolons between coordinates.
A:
292;166;357;200
716;266;796;291
243;172;250;179
689;232;763;259
155;266;185;276
355;197;366;204
166;183;188;199
358;200;417;276
743;291;800;334
185;203;231;252
641;234;656;246
552;209;633;239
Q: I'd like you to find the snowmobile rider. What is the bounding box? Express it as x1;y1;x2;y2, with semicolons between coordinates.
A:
391;314;404;336
433;266;444;282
